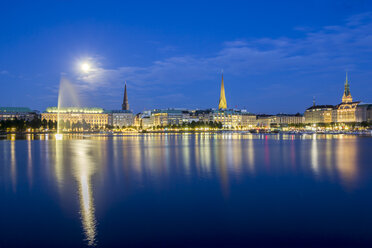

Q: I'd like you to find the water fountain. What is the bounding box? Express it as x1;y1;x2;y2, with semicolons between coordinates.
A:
55;76;81;140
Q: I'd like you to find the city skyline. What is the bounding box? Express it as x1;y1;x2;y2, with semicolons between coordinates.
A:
1;1;372;113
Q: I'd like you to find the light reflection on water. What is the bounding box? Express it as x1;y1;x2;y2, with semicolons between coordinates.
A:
0;133;370;247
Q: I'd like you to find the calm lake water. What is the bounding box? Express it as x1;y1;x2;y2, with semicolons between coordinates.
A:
1;133;372;247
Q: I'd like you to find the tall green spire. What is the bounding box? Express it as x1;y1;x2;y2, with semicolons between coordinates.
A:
342;72;353;103
218;73;227;109
344;72;350;96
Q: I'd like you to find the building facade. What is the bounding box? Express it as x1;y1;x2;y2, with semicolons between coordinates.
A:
304;73;372;124
0;107;39;121
274;114;304;125
41;107;109;128
334;74;361;123
304;105;334;124
355;104;372;123
108;110;134;128
195;109;256;128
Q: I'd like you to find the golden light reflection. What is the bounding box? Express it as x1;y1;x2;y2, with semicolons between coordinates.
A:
78;173;96;246
247;137;255;173
311;134;319;176
336;137;358;188
181;134;191;176
73;142;97;246
10;139;16;191
27;138;33;187
54;139;64;191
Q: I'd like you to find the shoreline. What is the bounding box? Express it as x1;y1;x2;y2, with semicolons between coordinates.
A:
1;129;372;136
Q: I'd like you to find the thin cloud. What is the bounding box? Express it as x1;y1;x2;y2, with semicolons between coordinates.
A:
72;12;372;110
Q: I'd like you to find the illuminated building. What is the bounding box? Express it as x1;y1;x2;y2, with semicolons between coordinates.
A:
0;107;38;121
141;116;154;129
218;74;227;110
195;109;256;128
304;73;372;124
106;81;134;127
108;110;134;128
304;105;334;124
356;103;372;122
240;111;258;127
334;73;361;123
135;108;256;129
152;109;188;126
134;111;154;128
256;115;276;128
274;114;304;125
41;107;109;128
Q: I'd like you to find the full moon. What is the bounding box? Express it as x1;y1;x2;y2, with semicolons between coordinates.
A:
81;63;91;72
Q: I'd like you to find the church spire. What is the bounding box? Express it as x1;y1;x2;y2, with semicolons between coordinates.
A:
122;81;129;110
218;73;227;110
342;72;352;103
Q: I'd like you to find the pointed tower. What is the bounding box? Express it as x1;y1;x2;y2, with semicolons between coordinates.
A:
342;72;353;103
218;74;227;109
122;81;129;110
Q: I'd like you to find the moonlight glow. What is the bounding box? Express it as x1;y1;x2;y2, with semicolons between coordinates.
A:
81;63;91;73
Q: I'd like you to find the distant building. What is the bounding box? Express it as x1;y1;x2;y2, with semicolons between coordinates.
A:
134;111;153;128
274;113;304;125
0;107;38;121
304;105;334;124
106;83;134;127
334;73;361;123
41;107;109;128
355;103;372;123
152;109;188;126
108;110;134;128
134;108;256;129
240;110;258;127
256;115;276;128
304;72;370;124
195;109;256;128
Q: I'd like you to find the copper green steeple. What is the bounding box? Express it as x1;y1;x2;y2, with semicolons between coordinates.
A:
342;72;353;103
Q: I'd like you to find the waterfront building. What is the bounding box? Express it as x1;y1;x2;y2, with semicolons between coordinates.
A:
256;115;276;128
218;74;227;110
240;110;258;127
334;73;361;123
152;109;188;126
195;109;256;128
355;103;372;123
274;113;304;125
134;108;256;129
141;116;154;129
304;73;372;124
0;107;39;121
41;107;109;128
134;111;154;128
107;82;134;128
304;105;334;124
108;110;134;128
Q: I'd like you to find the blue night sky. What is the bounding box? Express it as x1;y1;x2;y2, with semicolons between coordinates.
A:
1;0;372;114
